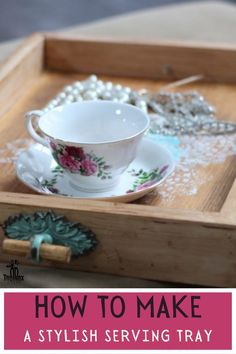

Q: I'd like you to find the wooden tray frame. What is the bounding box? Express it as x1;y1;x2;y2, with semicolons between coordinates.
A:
0;33;236;287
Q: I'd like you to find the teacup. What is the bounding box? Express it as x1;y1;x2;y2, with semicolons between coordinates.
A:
25;101;149;192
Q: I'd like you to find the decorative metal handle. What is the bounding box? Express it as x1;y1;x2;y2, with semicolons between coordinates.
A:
2;211;97;263
3;238;72;263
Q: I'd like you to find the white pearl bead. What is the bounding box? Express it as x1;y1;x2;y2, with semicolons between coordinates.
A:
72;88;79;96
51;99;59;106
83;81;92;90
137;100;147;106
114;84;122;91
74;81;84;91
96;80;104;87
88;74;97;82
64;85;73;93
58;92;66;99
124;86;131;94
136;100;148;113
102;91;112;100
66;94;74;101
83;90;98;100
88;82;96;90
55;94;62;101
118;94;130;103
95;87;104;97
105;82;113;90
115;90;126;99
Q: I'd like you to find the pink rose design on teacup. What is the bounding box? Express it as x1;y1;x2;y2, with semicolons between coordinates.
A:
58;152;81;172
80;159;97;176
65;146;86;160
50;141;111;179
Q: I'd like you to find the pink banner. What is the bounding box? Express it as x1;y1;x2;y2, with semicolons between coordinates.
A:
4;292;231;350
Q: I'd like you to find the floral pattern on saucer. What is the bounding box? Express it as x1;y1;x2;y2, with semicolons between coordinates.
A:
16;138;175;202
126;165;169;193
50;142;112;179
38;165;63;195
34;164;169;196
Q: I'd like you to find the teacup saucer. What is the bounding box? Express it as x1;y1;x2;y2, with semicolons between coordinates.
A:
16;138;175;202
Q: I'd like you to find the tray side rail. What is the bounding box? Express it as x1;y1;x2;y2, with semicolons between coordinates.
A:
0;193;236;287
0;33;45;118
45;35;236;83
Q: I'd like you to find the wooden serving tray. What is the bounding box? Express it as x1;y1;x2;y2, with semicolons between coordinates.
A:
0;33;236;286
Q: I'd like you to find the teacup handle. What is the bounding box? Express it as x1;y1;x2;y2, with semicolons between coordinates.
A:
25;110;49;147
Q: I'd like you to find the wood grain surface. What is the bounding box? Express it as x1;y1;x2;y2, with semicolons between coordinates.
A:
0;69;235;212
45;35;236;82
